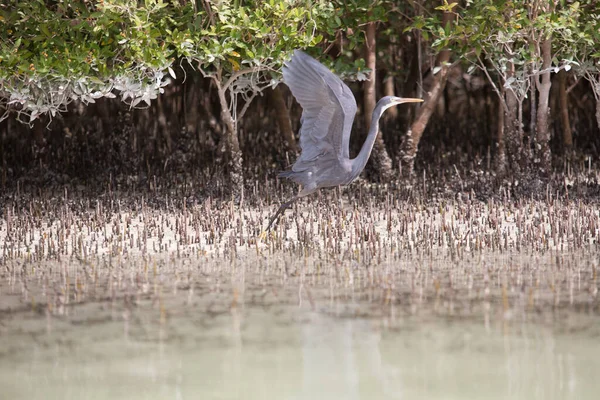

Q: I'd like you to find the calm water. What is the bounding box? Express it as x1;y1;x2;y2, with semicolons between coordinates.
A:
1;252;599;399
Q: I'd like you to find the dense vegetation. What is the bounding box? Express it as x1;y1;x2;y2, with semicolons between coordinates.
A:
1;1;600;199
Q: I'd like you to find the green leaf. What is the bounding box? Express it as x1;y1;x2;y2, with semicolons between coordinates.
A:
435;2;458;12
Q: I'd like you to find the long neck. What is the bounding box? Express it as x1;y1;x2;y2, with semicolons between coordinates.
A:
350;101;386;180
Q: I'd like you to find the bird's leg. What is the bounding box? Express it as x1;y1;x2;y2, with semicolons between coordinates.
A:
266;196;299;231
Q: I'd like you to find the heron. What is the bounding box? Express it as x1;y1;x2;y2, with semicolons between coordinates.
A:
267;50;423;230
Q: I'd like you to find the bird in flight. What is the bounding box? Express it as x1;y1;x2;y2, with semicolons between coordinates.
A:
267;50;423;230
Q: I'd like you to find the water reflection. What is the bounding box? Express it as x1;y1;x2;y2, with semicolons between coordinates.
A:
1;298;599;400
1;251;599;400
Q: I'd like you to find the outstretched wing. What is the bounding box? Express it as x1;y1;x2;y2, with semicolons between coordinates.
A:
282;50;357;172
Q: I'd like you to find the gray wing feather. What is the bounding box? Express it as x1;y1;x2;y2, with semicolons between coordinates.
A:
282;50;357;172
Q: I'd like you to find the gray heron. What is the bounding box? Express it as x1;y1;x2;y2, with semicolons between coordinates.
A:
267;50;423;230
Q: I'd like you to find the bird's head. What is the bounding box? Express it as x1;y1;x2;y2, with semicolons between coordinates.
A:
380;96;424;111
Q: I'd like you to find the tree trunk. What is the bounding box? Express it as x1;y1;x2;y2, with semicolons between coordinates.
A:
558;69;572;153
529;75;537;151
157;96;172;154
400;5;452;175
383;74;398;121
269;85;298;153
215;80;243;195
535;37;552;175
503;61;521;175
595;101;600;136
363;20;393;182
504;90;520;175
495;87;506;175
401;65;450;173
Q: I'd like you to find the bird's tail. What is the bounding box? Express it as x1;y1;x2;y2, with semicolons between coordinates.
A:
277;170;293;179
277;169;306;187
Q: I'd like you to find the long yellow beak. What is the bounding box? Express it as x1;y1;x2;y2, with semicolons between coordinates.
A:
395;98;424;104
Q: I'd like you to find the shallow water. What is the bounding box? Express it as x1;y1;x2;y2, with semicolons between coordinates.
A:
1;252;599;400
